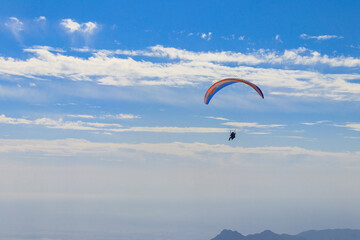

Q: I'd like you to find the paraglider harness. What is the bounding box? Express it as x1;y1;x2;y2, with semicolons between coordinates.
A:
228;130;236;141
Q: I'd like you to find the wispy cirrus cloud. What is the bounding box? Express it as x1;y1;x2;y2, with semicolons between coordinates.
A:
4;17;24;40
300;33;344;40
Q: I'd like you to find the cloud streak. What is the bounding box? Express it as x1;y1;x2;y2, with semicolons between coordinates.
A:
67;114;96;119
0;114;122;131
206;116;230;121
66;114;141;120
300;33;344;40
222;121;285;128
0;115;286;134
108;126;228;133
0;138;358;162
0;46;359;101
301;120;330;126
103;113;141;119
333;123;360;132
0;114;229;133
113;45;360;67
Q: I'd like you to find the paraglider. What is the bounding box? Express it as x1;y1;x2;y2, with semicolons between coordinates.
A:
228;130;236;141
204;78;264;105
204;78;264;141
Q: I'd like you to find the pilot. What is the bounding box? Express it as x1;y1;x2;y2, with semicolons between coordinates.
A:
229;131;236;141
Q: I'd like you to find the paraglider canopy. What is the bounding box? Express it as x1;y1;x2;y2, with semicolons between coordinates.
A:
204;78;264;104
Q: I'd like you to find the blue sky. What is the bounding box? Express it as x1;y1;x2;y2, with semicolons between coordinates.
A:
0;1;359;240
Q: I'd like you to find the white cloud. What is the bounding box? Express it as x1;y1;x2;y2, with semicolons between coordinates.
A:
333;123;360;132
31;45;65;52
33;117;110;130
200;32;212;40
116;45;360;67
108;126;228;133
275;34;283;43
344;123;360;132
82;22;97;34
0;114;32;124
0;138;358;162
4;17;24;40
71;47;93;52
300;33;344;40
0;114;121;131
34;16;46;22
66;113;141;120
247;131;271;135
206;116;230;121
67;114;96;119
222;121;286;128
2;114;279;134
60;19;98;35
0;114;229;133
60;19;80;33
103;113;141;119
0;45;359;102
1;138;359;211
301;120;330;126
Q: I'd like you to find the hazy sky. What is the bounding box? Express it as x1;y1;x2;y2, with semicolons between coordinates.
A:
0;1;359;240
